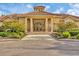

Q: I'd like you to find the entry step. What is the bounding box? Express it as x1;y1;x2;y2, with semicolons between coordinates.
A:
22;35;54;40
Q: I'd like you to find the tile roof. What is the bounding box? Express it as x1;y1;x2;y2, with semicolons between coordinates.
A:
0;11;79;21
23;11;53;15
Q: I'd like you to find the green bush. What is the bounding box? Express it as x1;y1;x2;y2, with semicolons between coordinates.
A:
62;32;71;38
66;28;79;36
69;31;79;36
67;28;79;32
76;34;79;39
0;31;25;39
0;32;8;37
7;32;21;38
52;33;63;39
2;20;25;33
12;33;21;38
17;32;25;37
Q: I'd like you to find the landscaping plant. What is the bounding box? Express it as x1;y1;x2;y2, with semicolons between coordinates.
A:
0;20;25;39
62;31;71;38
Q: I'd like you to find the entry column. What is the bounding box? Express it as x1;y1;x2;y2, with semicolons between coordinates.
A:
51;18;53;32
25;18;27;33
30;18;33;32
45;18;48;32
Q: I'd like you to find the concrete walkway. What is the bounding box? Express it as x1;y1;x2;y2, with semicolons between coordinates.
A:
22;34;54;40
1;35;79;55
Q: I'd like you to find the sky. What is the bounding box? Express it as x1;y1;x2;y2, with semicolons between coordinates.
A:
0;3;79;16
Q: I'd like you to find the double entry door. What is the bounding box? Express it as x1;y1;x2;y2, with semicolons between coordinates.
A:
33;19;45;32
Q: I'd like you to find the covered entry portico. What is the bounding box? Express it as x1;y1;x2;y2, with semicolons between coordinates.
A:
25;16;53;34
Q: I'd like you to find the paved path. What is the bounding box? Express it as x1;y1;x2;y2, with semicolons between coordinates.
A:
0;35;79;55
54;40;79;56
22;34;54;40
0;40;60;56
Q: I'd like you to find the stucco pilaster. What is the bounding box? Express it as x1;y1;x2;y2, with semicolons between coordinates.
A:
51;18;53;32
45;18;48;32
25;18;27;33
30;18;33;32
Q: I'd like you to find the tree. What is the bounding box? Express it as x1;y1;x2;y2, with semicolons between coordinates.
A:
65;22;77;29
2;20;25;32
57;22;66;32
57;21;78;32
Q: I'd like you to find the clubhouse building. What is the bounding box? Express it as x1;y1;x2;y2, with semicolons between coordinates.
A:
0;6;79;34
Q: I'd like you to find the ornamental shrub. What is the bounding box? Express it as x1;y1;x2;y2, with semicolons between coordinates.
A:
16;32;25;38
62;32;71;38
52;32;63;39
67;28;79;36
76;34;79;39
0;32;8;37
69;31;79;36
7;32;21;38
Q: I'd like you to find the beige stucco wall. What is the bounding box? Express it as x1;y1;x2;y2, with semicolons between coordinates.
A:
76;22;79;28
0;22;3;27
18;17;25;24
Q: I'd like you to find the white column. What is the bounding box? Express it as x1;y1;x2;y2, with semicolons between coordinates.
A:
51;18;53;32
30;18;33;32
45;18;48;32
25;18;27;33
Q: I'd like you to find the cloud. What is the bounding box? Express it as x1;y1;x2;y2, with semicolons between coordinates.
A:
26;4;33;9
66;9;76;16
6;4;32;14
45;5;50;11
0;5;12;14
66;4;79;16
70;3;79;9
0;10;6;15
53;8;64;14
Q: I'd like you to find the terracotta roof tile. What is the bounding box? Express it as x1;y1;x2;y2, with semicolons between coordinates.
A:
0;11;79;21
24;11;53;15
